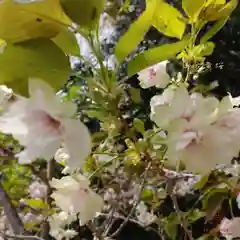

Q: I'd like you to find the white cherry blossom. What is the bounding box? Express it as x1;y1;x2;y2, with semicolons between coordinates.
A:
138;61;169;89
50;174;104;226
0;78;92;168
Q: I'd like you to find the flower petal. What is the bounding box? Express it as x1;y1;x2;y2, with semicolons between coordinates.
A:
28;78;76;118
16;138;60;164
61;119;92;168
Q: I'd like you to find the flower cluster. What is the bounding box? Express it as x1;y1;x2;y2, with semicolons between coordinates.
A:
139;63;240;173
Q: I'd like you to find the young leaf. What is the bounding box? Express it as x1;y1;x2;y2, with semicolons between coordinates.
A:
127;39;189;77
182;0;205;22
192;42;215;57
114;0;156;62
23;199;49;210
52;29;80;56
0;0;72;43
200;17;229;43
129;88;141;103
0;38;70;96
60;0;105;28
133;118;145;135
152;1;186;39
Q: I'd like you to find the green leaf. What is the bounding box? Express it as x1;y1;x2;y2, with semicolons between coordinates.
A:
129;88;141;103
200;17;229;43
133;118;145;135
182;0;206;21
164;213;179;240
128;39;189;77
87;110;106;122
52;29;80;56
193;174;210;190
152;1;186;39
0;0;72;43
23;199;49;210
114;0;156;62
0;38;70;96
60;0;105;28
202;188;228;222
186;209;205;222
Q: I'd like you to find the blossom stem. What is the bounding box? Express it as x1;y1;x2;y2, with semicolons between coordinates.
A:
40;159;55;239
171;193;194;240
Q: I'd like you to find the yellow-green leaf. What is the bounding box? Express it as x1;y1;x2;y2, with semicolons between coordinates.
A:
114;0;156;62
182;0;205;21
207;0;238;21
128;39;189;77
152;0;186;39
0;0;72;43
200;16;229;43
60;0;105;28
52;29;80;56
0;38;70;96
192;42;215;58
23;199;49;210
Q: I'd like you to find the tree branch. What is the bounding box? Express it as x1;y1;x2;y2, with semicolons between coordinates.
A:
0;232;45;240
0;182;25;234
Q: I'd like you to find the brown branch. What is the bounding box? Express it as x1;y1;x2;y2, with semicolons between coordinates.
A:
0;182;25;234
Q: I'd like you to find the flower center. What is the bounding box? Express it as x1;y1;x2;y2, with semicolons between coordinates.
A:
32;110;61;134
45;114;61;130
148;68;157;80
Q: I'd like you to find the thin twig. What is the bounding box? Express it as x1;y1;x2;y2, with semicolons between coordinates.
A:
171;193;194;240
0;182;25;234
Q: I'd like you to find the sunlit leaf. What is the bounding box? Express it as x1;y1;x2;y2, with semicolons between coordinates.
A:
0;0;72;43
152;0;186;39
0;38;70;96
182;0;205;21
114;0;156;62
207;0;238;21
23;199;49;210
128;39;189;77
192;42;215;57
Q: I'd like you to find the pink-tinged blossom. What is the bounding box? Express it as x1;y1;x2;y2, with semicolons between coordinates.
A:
0;78;92;168
138;61;169;89
220;217;240;239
